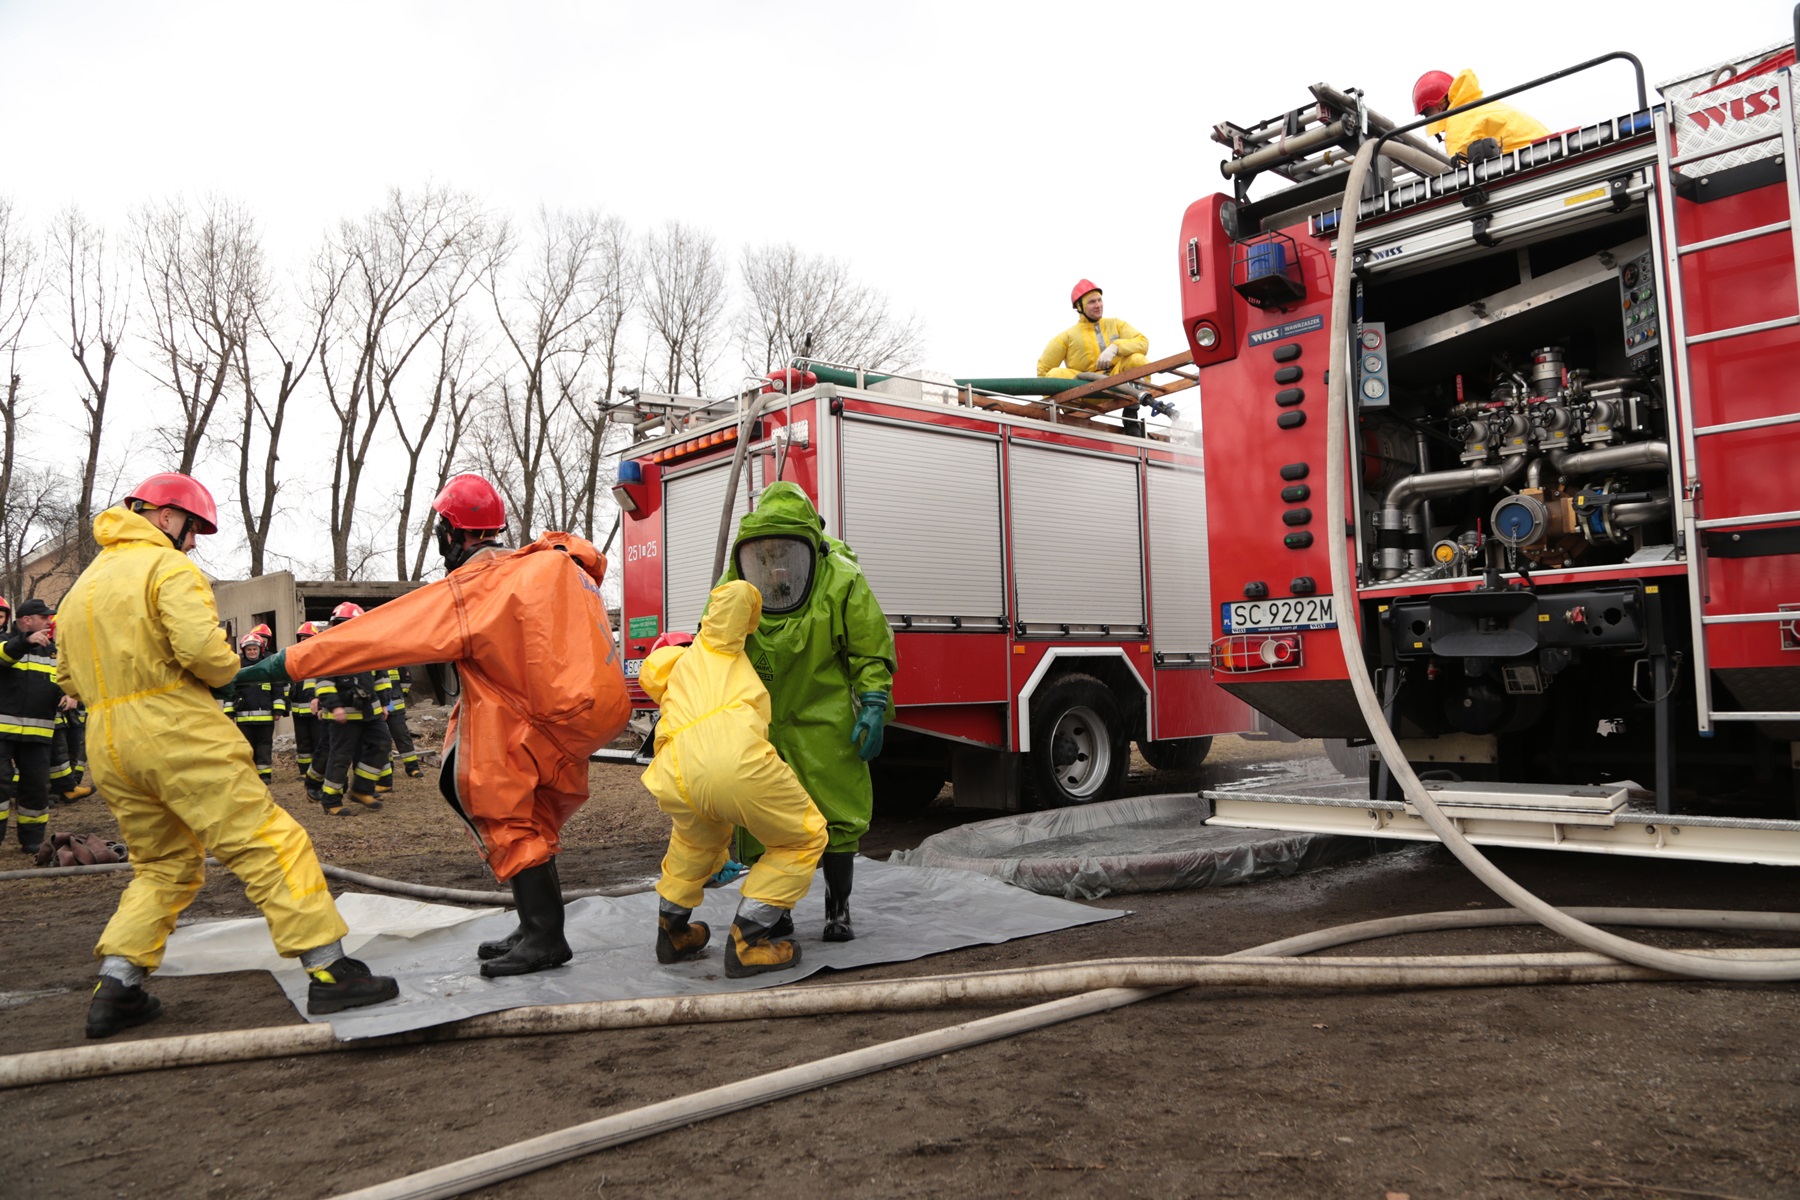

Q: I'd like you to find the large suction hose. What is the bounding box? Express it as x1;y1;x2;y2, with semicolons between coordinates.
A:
1325;138;1800;983
0;860;650;904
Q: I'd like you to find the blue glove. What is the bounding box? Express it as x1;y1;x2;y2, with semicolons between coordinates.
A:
851;691;888;762
232;648;288;689
705;859;749;888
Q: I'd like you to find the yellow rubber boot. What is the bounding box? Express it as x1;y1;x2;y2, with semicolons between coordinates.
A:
655;907;711;964
725;915;800;978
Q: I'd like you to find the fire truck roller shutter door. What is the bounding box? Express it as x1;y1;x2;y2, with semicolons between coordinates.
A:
1146;463;1213;658
663;458;759;637
838;417;1005;625
1009;443;1144;634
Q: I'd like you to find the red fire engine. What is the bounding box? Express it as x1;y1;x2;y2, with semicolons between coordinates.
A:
1183;20;1800;862
609;365;1253;810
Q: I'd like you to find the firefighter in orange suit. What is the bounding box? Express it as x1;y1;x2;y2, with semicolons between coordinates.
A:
235;474;631;977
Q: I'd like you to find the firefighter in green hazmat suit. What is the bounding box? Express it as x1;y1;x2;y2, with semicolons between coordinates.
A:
1413;69;1550;159
718;482;895;942
54;473;398;1038
639;581;829;977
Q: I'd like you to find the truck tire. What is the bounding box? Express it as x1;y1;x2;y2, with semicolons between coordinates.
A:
1323;739;1371;778
871;763;949;814
1138;736;1214;774
1027;673;1128;807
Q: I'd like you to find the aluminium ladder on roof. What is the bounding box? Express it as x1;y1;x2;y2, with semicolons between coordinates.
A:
1655;65;1800;730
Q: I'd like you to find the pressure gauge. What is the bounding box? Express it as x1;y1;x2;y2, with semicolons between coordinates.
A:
1363;353;1383;374
1361;377;1387;401
1360;329;1383;350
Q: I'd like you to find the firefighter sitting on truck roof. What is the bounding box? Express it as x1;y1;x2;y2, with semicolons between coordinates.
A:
1413;69;1550;161
1038;279;1148;381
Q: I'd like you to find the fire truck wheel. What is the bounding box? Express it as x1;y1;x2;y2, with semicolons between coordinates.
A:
1137;736;1213;774
1027;674;1129;807
1322;739;1371;778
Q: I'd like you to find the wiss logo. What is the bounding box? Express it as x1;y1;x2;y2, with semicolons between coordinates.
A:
1688;84;1783;131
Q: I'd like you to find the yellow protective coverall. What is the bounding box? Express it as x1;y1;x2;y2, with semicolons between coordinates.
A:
54;507;347;969
1429;69;1551;157
1037;315;1149;380
640;581;828;914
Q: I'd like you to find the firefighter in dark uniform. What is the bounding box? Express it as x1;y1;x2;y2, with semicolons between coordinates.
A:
50;612;96;805
224;631;286;785
376;666;422;792
0;598;67;855
313;603;392;815
290;621;322;783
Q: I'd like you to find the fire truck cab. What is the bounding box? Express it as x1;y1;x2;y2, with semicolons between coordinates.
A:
610;368;1253;811
1182;23;1800;863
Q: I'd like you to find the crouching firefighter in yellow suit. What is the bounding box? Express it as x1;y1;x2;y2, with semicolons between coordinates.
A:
638;581;828;977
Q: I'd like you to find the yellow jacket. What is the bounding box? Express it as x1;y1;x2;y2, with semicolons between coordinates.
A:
1429;69;1551;157
1037;315;1148;377
56;507;241;709
639;581;776;761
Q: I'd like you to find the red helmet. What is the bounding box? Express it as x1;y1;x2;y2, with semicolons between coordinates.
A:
250;623;273;642
238;632;267;653
1070;278;1101;309
647;630;695;653
0;596;10;615
123;472;219;536
1413;70;1454;115
296;620;321;639
329;602;365;625
432;473;506;532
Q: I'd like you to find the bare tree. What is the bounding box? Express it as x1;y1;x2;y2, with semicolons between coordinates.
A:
481;207;630;542
0;465;75;603
319;186;490;579
737;242;924;375
0;199;42;561
570;215;636;541
641;220;728;395
49;206;128;567
391;313;485;580
134;196;267;474
232;245;345;576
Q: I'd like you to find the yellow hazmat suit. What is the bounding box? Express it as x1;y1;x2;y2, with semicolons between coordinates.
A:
1429;69;1551;157
640;581;828;914
1037;314;1149;380
54;507;347;969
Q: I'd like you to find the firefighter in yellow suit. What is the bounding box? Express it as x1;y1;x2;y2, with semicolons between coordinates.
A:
1037;279;1149;380
638;580;828;978
1413;69;1550;158
54;473;397;1038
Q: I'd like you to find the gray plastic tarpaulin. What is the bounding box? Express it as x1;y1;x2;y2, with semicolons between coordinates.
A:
891;793;1374;900
155;856;1122;1040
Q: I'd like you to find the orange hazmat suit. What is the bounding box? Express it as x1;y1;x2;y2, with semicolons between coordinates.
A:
284;531;630;880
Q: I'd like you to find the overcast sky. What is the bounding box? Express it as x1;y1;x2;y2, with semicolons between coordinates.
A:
0;0;1780;581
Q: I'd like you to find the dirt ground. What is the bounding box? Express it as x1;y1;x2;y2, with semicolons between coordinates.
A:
4;726;1798;1200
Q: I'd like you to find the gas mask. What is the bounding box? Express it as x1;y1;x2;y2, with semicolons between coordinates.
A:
734;536;815;614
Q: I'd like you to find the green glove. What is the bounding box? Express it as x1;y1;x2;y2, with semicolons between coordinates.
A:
233;648;288;689
851;691;888;762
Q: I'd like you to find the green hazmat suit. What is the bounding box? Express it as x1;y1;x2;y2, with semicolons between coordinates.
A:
717;482;895;854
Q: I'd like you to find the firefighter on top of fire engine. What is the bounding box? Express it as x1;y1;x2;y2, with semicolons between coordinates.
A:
0;598;68;856
289;621;323;783
640;584;830;977
234;473;632;977
718;481;895;943
1413;69;1550;160
1037;279;1149;381
311;603;392;816
223;629;287;785
55;472;397;1039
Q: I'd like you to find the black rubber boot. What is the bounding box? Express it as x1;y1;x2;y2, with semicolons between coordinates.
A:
724;915;800;978
86;977;163;1039
481;859;572;977
655;906;711;964
476;924;523;961
15;815;47;859
822;851;855;942
307;957;400;1015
